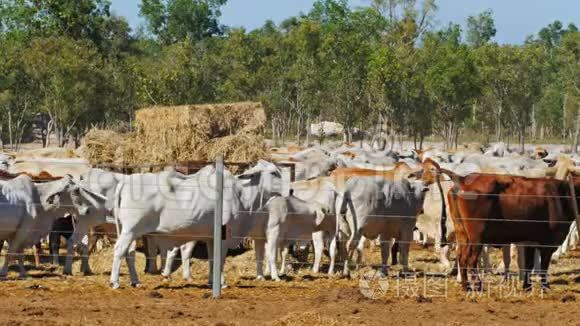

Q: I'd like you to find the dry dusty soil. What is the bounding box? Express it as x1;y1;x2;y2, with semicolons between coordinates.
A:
0;245;578;326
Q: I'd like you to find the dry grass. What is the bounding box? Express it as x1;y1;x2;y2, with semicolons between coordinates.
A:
81;128;131;165
81;102;269;168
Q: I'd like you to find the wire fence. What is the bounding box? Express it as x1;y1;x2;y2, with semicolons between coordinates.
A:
0;159;579;288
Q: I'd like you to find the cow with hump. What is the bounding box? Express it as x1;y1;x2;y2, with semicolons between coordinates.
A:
0;174;104;278
427;159;580;291
337;172;429;277
108;160;283;289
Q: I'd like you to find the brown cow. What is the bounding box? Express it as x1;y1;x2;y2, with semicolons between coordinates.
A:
435;165;580;291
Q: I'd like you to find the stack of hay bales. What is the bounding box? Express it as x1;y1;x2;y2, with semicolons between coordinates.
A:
82;102;269;168
81;128;132;166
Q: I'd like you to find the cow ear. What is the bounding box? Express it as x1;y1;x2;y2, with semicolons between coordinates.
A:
45;193;61;207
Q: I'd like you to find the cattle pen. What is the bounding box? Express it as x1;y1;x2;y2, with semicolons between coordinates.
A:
0;157;579;325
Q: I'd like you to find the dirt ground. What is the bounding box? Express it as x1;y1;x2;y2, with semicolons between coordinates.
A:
0;244;578;326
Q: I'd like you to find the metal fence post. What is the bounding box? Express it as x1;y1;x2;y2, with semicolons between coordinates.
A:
212;155;224;298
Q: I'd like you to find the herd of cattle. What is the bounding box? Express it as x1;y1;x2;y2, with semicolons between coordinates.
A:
0;142;579;292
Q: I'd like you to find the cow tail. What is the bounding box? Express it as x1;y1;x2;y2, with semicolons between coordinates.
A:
113;182;125;237
436;177;448;245
436;168;457;246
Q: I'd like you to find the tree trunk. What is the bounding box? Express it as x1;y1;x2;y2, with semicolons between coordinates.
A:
531;103;537;140
573;110;580;154
305;115;311;146
8;108;13;150
295;114;302;145
519;125;525;154
496;103;503;142
271;118;277;147
563;94;568;140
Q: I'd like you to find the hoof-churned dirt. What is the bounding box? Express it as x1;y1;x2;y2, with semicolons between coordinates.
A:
0;246;578;325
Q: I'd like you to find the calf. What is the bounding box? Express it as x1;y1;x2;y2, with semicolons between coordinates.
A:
48;214;74;266
263;195;330;281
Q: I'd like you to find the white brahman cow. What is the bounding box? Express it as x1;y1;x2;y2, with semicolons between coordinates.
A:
338;176;428;276
0;175;101;278
109;160;283;288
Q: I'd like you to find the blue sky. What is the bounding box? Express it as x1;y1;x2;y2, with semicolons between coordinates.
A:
110;0;579;44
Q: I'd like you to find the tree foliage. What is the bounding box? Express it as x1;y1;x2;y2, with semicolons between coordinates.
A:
0;0;579;151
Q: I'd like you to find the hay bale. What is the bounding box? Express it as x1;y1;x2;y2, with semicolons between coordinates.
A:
130;102;266;165
206;134;270;164
81;128;127;165
81;102;267;167
81;128;138;166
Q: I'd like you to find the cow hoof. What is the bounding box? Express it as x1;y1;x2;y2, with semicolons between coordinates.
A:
63;270;72;276
131;283;142;288
255;275;265;281
110;282;121;289
272;278;281;282
162;276;171;283
83;271;94;276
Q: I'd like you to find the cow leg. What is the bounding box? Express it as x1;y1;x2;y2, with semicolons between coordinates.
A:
391;241;399;266
49;232;60;265
522;246;535;291
126;240;140;287
399;237;411;275
180;242;195;281
516;245;526;281
328;235;337;275
266;238;280;281
110;233;135;289
312;231;324;274
15;247;27;279
63;237;74;275
79;235;92;276
467;244;483;291
497;245;511;281
355;237;365;269
480;245;491;275
0;240;11;278
538;247;553;290
254;239;266;280
33;242;42;266
440;244;452;272
279;244;289;276
206;241;227;288
379;239;391;276
532;249;541;275
143;236;158;274
162;246;180;279
342;216;360;277
456;243;469;290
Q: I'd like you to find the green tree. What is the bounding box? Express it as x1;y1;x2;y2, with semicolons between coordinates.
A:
0;37;39;150
466;9;496;48
140;0;227;44
22;36;106;146
424;24;481;148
